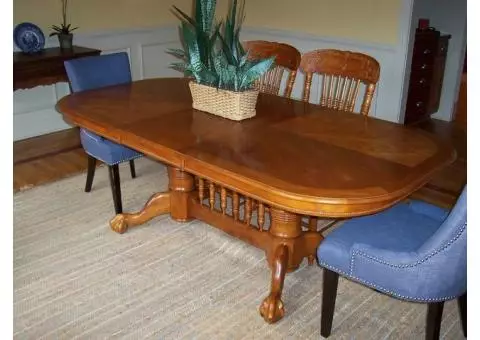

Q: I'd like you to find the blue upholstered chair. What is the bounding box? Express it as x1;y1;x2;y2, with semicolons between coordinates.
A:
317;187;467;339
64;52;142;214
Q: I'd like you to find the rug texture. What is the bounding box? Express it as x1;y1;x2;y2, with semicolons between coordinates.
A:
13;158;464;339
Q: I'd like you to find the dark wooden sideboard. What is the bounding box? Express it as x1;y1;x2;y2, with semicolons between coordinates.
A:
13;46;101;160
404;28;451;124
13;46;101;91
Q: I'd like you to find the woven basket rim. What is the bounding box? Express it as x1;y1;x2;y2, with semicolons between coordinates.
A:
189;81;259;95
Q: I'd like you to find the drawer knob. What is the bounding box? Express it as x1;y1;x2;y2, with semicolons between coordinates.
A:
419;78;426;85
421;64;427;70
416;101;424;108
423;49;432;55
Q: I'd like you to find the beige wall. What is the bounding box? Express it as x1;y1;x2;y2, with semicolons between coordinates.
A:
14;0;401;44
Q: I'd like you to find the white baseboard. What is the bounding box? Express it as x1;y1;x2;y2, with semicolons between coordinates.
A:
13;24;408;141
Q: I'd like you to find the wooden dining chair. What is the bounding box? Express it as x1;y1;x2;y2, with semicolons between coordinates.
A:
299;49;380;115
299;49;381;238
243;40;301;98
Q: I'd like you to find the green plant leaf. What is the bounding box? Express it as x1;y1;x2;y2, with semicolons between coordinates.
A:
239;52;250;68
201;0;217;33
171;62;188;71
166;48;187;60
169;0;272;92
195;0;202;31
233;26;245;57
236;0;246;29
229;0;237;35
218;34;237;65
196;0;216;34
209;21;222;45
172;5;196;27
239;57;275;90
224;17;233;54
192;62;218;85
181;22;201;67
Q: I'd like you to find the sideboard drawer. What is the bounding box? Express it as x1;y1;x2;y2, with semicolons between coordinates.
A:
404;28;449;125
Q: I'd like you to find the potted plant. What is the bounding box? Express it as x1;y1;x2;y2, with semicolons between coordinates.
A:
50;0;78;50
168;0;275;121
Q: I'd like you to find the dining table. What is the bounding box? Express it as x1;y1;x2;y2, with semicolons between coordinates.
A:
56;77;456;323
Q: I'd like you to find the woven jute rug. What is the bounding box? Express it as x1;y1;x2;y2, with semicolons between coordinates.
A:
13;157;464;339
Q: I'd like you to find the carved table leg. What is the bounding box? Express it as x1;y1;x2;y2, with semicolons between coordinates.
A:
259;244;289;323
168;167;195;222
260;208;302;323
110;166;194;234
259;208;323;323
110;192;171;234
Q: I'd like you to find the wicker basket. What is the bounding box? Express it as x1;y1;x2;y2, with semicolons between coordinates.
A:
189;81;259;121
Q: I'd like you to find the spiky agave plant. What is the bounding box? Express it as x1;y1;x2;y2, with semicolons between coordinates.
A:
50;0;78;37
168;0;275;92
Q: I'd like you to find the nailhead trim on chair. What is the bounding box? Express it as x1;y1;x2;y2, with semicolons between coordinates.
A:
350;223;466;269
318;261;460;303
318;222;466;302
82;130;143;166
84;149;143;166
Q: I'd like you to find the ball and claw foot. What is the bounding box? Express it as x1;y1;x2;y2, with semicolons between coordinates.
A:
259;295;285;323
110;214;128;234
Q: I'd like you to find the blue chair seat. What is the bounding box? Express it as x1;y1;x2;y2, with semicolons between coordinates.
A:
80;129;142;166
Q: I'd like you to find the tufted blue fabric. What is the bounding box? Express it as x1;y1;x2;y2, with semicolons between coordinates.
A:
64;52;142;165
317;186;467;302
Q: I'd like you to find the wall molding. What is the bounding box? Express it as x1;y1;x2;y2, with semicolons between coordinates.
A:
242;26;398;52
14;24;408;140
396;0;416;124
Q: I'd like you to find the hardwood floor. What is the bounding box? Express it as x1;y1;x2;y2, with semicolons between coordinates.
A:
410;117;467;208
13;122;467;208
14;127;81;164
13;128;95;192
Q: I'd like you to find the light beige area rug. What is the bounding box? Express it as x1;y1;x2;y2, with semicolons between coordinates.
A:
14;157;464;339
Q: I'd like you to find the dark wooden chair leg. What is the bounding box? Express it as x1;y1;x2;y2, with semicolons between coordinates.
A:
426;301;444;340
129;159;136;179
108;164;123;214
84;155;96;192
321;268;339;338
458;292;467;337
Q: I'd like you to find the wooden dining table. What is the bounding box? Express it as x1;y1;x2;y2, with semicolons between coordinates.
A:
56;77;456;323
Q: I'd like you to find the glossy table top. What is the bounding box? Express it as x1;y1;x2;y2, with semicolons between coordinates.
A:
56;78;456;217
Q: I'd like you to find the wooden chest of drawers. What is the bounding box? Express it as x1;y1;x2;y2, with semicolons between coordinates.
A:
404;28;450;124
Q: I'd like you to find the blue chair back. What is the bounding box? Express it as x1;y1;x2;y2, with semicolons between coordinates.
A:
64;52;131;93
415;186;467;298
63;51;141;166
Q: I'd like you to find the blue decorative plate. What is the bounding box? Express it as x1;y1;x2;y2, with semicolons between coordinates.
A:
14;22;45;54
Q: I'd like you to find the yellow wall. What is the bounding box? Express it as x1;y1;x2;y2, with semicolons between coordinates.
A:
14;0;401;44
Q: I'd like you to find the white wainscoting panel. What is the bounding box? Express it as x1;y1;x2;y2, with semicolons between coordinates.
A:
141;42;183;79
13;85;71;140
13;24;408;140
